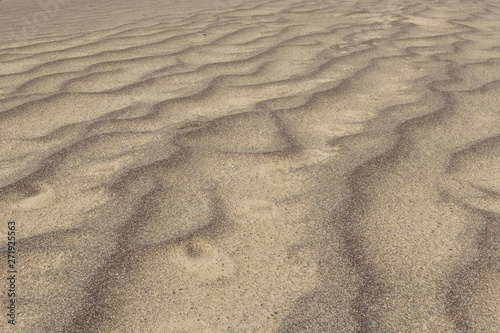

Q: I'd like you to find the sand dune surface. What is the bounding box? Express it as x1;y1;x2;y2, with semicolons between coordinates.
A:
1;0;500;331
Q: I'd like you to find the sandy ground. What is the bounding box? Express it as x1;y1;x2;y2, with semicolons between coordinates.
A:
0;0;499;331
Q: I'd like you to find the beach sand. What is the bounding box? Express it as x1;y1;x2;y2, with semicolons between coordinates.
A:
0;0;499;331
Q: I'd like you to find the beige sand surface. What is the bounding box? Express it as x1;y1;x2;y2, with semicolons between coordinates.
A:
1;0;499;331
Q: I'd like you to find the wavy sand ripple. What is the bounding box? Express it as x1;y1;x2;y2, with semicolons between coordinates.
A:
1;0;500;331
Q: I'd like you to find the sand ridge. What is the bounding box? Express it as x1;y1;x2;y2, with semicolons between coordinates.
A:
0;0;500;331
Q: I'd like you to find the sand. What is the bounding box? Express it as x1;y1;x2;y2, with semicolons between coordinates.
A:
0;0;499;331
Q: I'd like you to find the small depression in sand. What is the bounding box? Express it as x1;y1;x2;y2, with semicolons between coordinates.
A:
11;182;56;211
255;163;292;185
316;123;355;137
234;199;277;218
83;159;128;176
172;240;236;280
